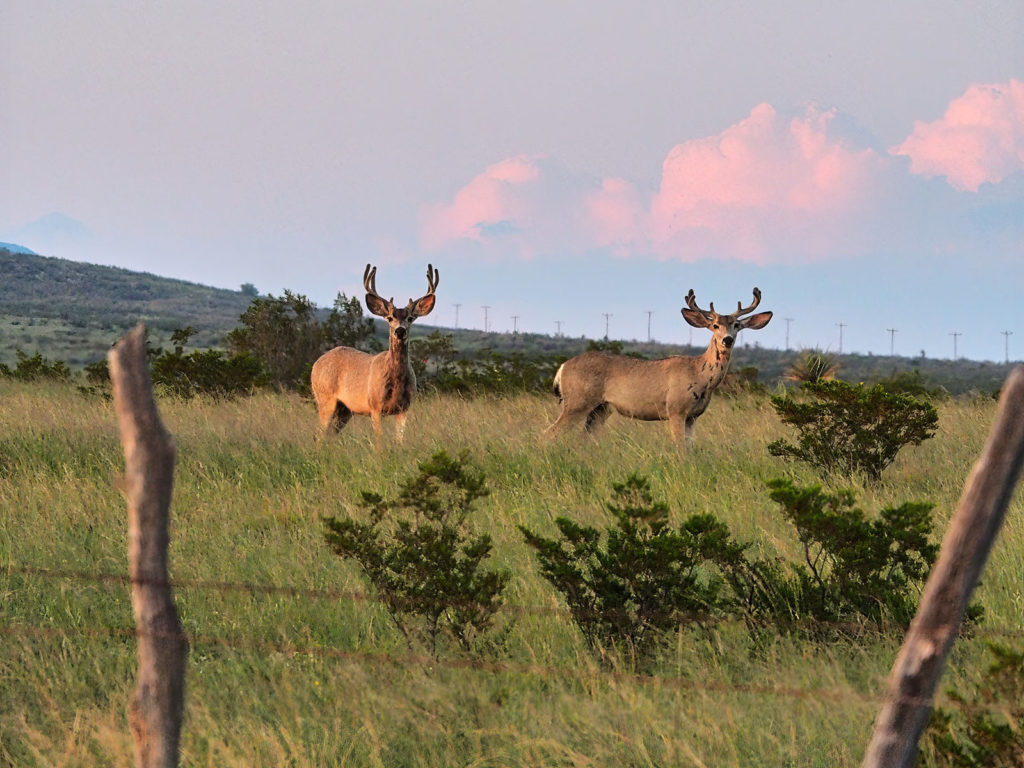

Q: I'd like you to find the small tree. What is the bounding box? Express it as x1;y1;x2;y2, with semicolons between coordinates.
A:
150;327;267;399
323;451;509;655
226;291;324;390
3;349;72;382
769;379;939;481
323;293;380;352
520;474;747;665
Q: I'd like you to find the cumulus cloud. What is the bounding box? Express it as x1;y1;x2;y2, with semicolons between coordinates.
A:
892;80;1024;191
418;103;927;263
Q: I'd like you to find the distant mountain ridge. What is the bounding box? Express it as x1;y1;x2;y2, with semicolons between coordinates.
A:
0;247;254;364
0;242;37;255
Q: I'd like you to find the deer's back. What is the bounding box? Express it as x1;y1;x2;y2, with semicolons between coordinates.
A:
311;346;377;413
561;352;701;418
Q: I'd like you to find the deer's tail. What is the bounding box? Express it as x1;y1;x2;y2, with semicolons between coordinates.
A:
552;363;564;402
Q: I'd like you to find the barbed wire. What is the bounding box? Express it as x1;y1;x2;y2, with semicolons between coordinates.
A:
9;563;1024;641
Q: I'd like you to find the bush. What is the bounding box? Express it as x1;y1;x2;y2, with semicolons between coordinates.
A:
920;643;1024;767
150;327;267;399
520;474;748;666
768;379;939;481
785;349;839;383
1;349;71;382
323;451;510;656
762;478;939;630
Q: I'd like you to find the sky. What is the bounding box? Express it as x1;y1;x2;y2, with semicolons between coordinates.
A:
2;1;1023;362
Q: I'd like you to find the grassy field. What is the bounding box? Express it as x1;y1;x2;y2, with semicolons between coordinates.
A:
1;379;1021;767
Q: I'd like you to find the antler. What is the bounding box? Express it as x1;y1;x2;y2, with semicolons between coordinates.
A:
732;287;762;317
424;263;439;297
685;289;715;318
363;263;394;307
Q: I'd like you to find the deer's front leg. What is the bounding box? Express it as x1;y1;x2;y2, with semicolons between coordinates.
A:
669;413;686;447
394;412;408;442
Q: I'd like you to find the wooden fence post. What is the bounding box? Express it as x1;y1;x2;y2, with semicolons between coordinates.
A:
110;324;188;768
862;366;1024;767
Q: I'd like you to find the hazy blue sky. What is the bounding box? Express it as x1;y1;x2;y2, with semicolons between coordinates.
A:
3;1;1022;360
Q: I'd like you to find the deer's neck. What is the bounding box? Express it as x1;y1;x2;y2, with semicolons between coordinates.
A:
698;341;732;387
377;335;414;413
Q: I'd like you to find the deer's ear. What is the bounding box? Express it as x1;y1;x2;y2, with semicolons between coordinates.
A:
365;294;390;317
411;293;436;318
738;311;772;330
681;308;710;328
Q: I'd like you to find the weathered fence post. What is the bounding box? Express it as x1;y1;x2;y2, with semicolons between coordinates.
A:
110;324;188;768
862;365;1024;767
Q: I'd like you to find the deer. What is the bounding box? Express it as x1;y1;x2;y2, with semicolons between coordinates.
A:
545;287;772;448
311;263;438;441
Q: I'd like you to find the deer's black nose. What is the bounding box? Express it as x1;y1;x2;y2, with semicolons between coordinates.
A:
723;336;734;348
395;327;407;340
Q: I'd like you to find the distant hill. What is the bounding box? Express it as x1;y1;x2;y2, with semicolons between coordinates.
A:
0;247;254;365
0;247;1015;394
0;242;37;255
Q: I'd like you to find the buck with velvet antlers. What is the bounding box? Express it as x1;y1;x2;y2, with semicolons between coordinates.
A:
546;288;772;447
311;263;438;441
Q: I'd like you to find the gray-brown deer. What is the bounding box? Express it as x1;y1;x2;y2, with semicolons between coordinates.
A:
545;288;772;447
311;263;438;440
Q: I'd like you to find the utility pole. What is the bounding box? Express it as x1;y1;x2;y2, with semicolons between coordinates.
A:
645;310;654;342
453;303;461;329
784;317;794;351
510;315;519;334
481;305;491;333
887;328;898;356
1002;330;1013;364
836;322;846;354
602;313;612;340
555;320;563;337
950;331;961;361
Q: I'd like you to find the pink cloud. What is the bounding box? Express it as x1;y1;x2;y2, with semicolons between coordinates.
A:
892;80;1024;191
648;103;884;262
421;103;887;263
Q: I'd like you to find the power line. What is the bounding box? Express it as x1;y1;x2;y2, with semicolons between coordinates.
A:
784;318;794;351
645;310;654;342
836;322;846;354
554;320;563;337
453;303;461;330
481;305;491;333
602;313;612;340
886;328;898;357
510;315;519;334
950;331;961;361
1001;330;1013;364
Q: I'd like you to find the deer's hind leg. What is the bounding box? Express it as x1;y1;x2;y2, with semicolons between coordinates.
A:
544;402;595;436
318;399;352;435
584;403;611;433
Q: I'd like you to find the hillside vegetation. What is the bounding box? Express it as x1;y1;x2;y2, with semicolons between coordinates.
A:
0;246;1015;394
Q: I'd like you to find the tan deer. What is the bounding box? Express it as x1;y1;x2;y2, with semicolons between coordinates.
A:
311;263;438;440
545;288;772;447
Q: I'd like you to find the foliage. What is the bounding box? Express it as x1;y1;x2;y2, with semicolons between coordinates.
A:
240;282;259;297
410;333;564;395
0;349;72;382
587;338;646;359
520;474;748;665
785;350;839;383
872;368;945;400
768;379;939;481
920;643;1024;768
226;291;378;392
149;327;267;399
322;450;510;655
763;478;940;630
323;293;381;352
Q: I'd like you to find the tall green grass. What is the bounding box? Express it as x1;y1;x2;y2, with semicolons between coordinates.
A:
1;379;1020;766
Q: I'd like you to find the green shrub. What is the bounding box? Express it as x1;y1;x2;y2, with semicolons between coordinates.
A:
2;349;71;382
520;474;748;666
323;451;510;656
768;379;939;481
785;349;839;383
920;643;1024;767
762;478;939;630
